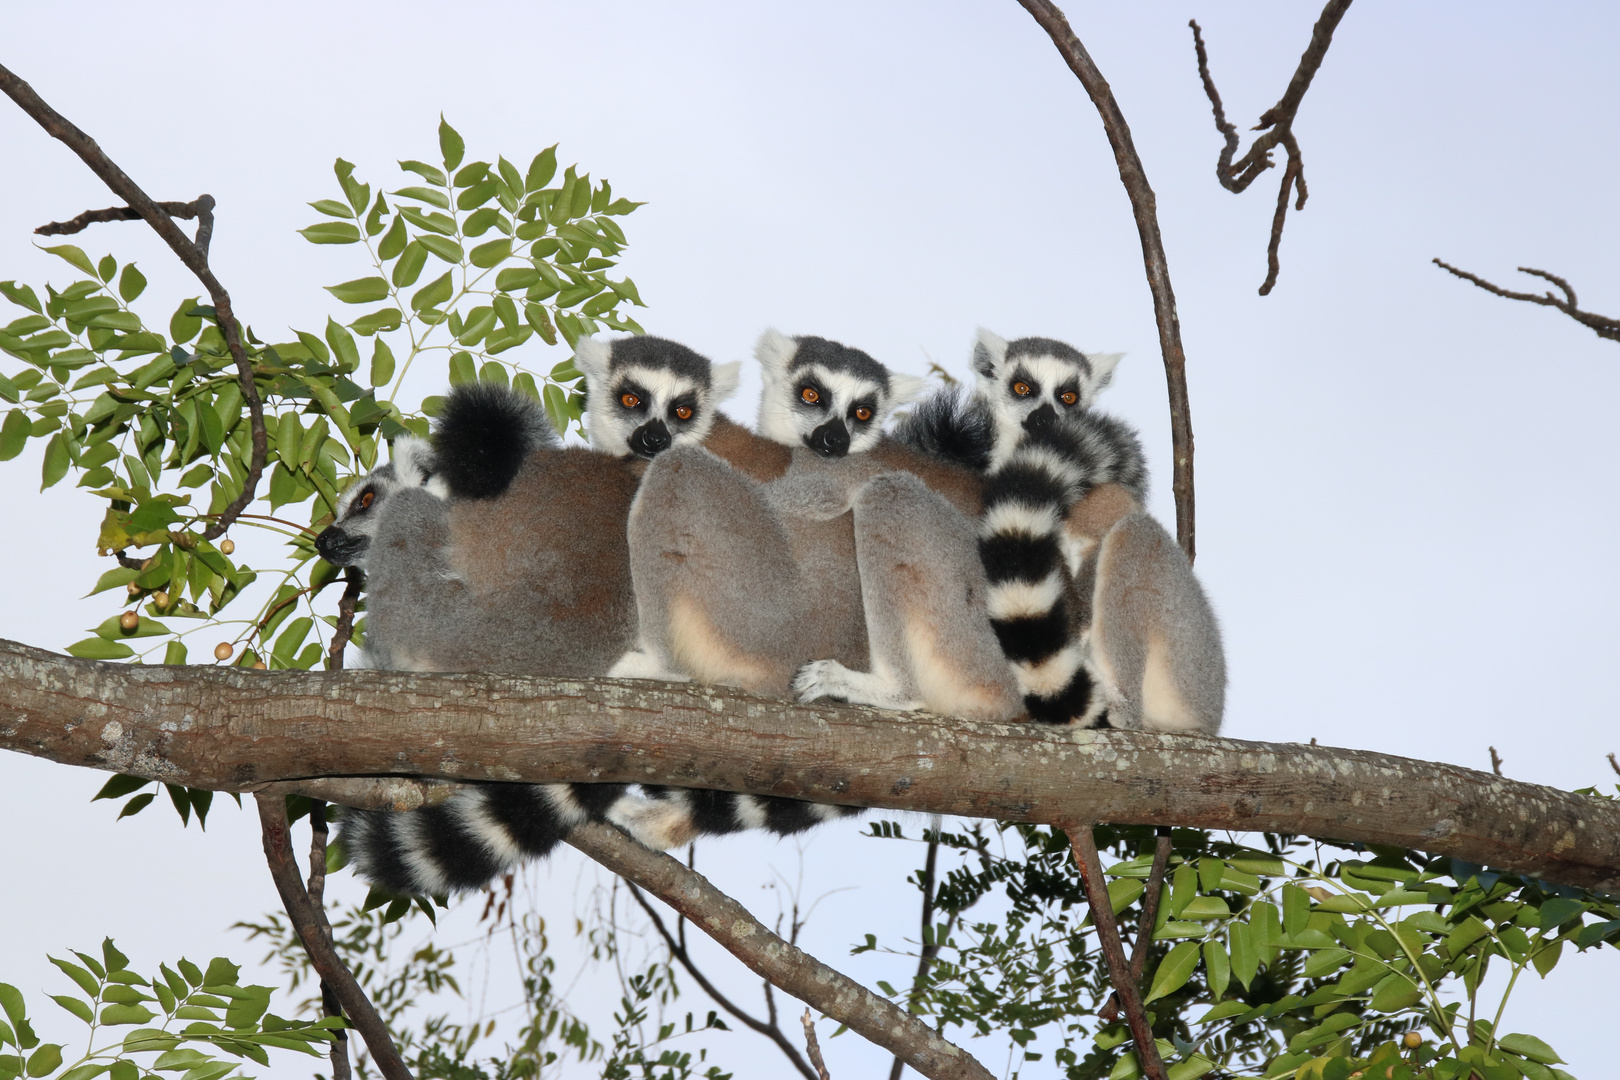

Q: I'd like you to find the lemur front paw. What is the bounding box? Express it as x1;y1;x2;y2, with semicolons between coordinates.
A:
792;659;853;703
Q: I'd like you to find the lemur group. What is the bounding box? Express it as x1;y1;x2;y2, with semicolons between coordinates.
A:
313;328;1227;897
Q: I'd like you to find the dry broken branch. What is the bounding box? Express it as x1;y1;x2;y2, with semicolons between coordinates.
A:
1433;260;1620;343
3;639;1617;892
1190;0;1353;294
1013;0;1198;560
0;62;266;539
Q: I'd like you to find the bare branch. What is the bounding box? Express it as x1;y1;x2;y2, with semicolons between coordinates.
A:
1608;752;1619;778
307;801;353;1080
623;880;817;1080
566;822;993;1080
4;639;1619;892
890;832;944;1080
255;793;412;1080
1013;0;1197;560
1489;747;1504;777
1100;826;1172;1024
801;1010;833;1080
0;63;267;539
34;198;214;237
1069;827;1166;1080
1189;1;1353;294
327;569;365;670
1433;259;1620;343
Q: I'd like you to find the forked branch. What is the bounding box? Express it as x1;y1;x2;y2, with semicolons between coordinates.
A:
1433;260;1620;344
0;62;266;539
1190;0;1354;294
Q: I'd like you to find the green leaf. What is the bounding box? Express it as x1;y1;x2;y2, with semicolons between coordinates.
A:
1286;1011;1360;1053
115;793;155;819
1498;1034;1563;1065
49;996;93;1024
118;264;147;303
525;146;558;192
298;223;361;245
24;1045;60;1078
448;352;477;386
369;340;396;387
1202;939;1230;1001
163;641;188;665
411;271;453;313
469;238;511;268
415;234;463;263
150;1048;210;1071
399;160;447;187
1538;898;1585;930
66;637;134;660
496;266;540;292
1282;884;1311;937
0;410;27;461
40;431;71;491
376;216;408;263
97;255;117;282
93;774;151;801
392;241;428;288
391;186;450;209
457;181;498;212
1144;940;1201;1003
42;245;98;276
1166;1057;1214;1080
438;116;465;171
99;1004;155;1026
1228;920;1257;989
0;282;43;313
202;959;239;988
170;298;202;344
307;199;353;219
324;277;390;305
325;318;360;373
59;1063;108;1080
1367;973;1423;1012
47;958;99;998
1228;853;1286;876
497;156;524;196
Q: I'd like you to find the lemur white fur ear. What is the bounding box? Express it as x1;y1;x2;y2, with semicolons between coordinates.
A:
709;360;742;403
573;335;612;383
1085;352;1125;396
972;327;1008;380
886;372;928;410
754;328;799;380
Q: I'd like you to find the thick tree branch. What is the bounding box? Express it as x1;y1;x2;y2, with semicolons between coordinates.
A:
1433;260;1620;343
566;822;992;1080
1013;0;1196;559
1190;1;1352;295
255;793;412;1080
623;880;818;1080
1069;827;1166;1080
3;639;1618;892
0;62;266;539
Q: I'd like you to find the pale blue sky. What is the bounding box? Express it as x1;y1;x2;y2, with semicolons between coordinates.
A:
1;3;1616;1077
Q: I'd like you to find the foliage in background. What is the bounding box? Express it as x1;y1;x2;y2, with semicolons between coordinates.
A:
0;938;337;1080
864;817;1620;1080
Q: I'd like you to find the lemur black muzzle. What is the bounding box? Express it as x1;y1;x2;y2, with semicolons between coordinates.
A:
808;419;851;457
314;526;368;567
629;420;672;458
1023;404;1058;433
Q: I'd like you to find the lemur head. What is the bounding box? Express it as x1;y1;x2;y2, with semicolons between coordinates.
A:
575;335;741;459
972;328;1122;463
314;437;444;570
755;330;926;457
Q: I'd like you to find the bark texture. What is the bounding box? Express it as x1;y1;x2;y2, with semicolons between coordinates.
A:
2;639;1616;892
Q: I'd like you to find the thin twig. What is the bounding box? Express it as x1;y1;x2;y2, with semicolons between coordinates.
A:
890;831;945;1080
1489;747;1504;777
0;62;268;539
306;800;353;1080
1189;1;1353;294
254;793;412;1080
564;821;993;1080
35;198;215;236
327;569;365;670
1432;260;1620;343
623;880;817;1080
1100;826;1173;1024
1067;826;1167;1080
1607;752;1618;778
801;1010;833;1080
1013;0;1197;560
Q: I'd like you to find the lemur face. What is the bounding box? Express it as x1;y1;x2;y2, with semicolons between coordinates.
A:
314;437;442;569
972;329;1122;460
575;335;740;459
755;330;925;457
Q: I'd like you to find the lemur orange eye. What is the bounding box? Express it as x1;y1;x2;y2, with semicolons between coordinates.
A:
854;406;873;422
1060;391;1078;406
620;392;640;409
1012;381;1032;396
358;490;375;510
801;387;819;404
674;405;693;420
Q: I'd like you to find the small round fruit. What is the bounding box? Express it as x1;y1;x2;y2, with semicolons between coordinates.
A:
152;590;170;608
119;611;139;632
214;642;234;661
220;539;235;555
252;660;268;670
126;582;142;596
1403;1032;1423;1049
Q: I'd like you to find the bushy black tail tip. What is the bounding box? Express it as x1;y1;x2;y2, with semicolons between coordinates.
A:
433;383;558;500
892;388;994;471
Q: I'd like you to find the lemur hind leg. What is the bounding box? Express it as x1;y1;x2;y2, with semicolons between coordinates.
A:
627;447;810;695
796;473;1024;721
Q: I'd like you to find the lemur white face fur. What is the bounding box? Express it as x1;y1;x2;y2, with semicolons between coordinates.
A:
755;329;926;457
314;437;444;570
972;328;1122;468
575;335;741;458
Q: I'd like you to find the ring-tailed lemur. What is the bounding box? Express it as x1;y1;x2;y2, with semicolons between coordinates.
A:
959;328;1224;732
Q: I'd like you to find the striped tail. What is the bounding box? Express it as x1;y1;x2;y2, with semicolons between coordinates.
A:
615;789;863;850
977;411;1148;725
340;782;627;896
